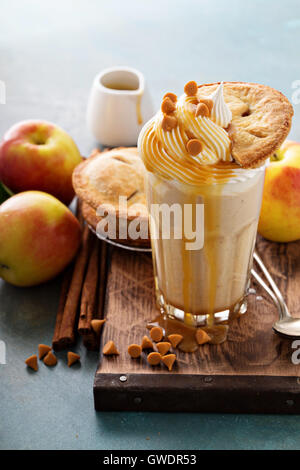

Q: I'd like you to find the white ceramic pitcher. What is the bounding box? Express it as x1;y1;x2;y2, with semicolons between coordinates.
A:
87;66;154;147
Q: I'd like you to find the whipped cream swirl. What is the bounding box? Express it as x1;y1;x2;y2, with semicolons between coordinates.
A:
207;82;232;128
138;82;238;185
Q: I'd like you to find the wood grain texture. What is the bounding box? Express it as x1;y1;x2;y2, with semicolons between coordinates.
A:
94;236;300;411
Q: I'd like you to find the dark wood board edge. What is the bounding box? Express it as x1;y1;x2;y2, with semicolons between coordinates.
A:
94;373;300;413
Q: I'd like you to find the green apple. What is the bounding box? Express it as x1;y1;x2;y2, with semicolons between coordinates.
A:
0;191;81;286
258;140;300;242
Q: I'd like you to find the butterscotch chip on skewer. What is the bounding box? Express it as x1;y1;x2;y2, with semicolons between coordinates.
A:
161;97;176;114
163;92;177;103
43;351;57;367
67;351;81;367
156;342;171;356
195;329;211;345
38;344;51;360
128;344;142;359
91;319;106;336
184;80;198;96
25;354;38;371
150;326;164;343
161;354;176;371
186;139;203;156
103;340;119;356
161;114;177;132
141;336;153;350
168;334;183;348
147;352;161;366
195;102;210;118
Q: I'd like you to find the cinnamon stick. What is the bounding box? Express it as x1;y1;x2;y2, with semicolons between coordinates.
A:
58;224;92;346
52;199;84;351
82;241;109;351
78;237;99;335
52;264;73;351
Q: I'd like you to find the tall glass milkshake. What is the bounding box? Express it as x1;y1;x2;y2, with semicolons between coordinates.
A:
138;81;268;347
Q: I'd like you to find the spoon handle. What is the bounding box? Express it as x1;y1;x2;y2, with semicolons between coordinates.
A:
253;252;291;319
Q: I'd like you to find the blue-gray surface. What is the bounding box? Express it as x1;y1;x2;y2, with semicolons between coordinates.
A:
1;0;300;451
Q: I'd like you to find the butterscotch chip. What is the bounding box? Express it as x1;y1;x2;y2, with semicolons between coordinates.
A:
141;336;153;350
147;352;161;366
91;319;106;335
161;114;177;132
186;139;203;156
195;329;211;345
195;102;210;117
161;354;176;371
25;354;38;371
38;344;51;360
150;326;164;342
184;80;198;96
128;344;142;358
168;334;183;348
156;342;171;356
103;340;119;356
199;98;213;112
163;92;177;103
67;351;81;367
161;97;176;114
43;351;57;367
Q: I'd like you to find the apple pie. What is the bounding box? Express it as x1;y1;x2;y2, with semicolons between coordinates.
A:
72;147;150;247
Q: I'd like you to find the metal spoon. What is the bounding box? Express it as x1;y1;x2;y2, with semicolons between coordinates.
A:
252;252;300;338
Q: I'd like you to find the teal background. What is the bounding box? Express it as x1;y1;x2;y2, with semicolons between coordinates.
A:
1;0;300;450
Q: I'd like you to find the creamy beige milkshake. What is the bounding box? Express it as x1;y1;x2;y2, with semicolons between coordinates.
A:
138;80;292;345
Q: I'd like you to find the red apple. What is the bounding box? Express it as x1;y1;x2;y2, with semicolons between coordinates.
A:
258;140;300;242
0;120;82;205
0;191;81;286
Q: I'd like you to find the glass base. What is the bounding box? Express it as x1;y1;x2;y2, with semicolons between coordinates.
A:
154;280;248;328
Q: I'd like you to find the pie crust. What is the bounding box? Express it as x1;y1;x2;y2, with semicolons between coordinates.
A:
73;147;150;247
198;82;293;168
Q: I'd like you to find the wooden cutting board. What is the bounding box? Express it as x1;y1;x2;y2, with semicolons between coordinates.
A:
93;236;300;413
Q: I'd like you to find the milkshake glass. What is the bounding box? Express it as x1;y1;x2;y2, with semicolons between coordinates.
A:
138;80;289;345
146;165;265;328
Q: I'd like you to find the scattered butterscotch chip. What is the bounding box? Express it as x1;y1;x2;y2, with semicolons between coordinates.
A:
141;336;154;350
25;354;38;371
38;344;51;360
161;354;176;371
147;352;161;366
91;319;106;336
186;139;203;156
168;334;183;348
161;97;176;114
199;98;213;112
43;351;57;367
156;342;171;356
128;344;142;358
161;114;177;131
103;340;119;356
67;351;81;367
163;92;177;103
150;326;164;342
184;80;198;96
195;328;211;345
195;102;210;118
